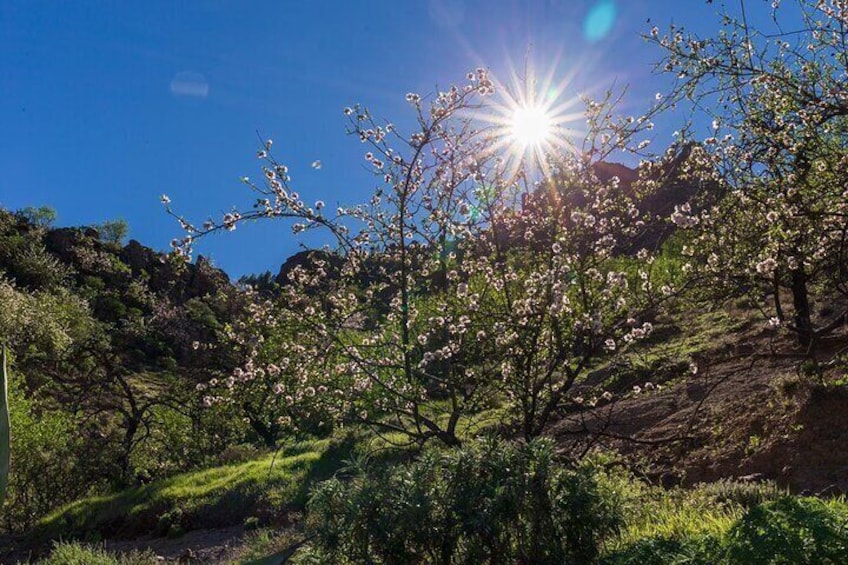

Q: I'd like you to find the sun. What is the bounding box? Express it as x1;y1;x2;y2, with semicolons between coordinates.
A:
472;60;586;182
509;104;554;148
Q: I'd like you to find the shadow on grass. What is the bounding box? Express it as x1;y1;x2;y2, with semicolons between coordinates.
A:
24;436;367;550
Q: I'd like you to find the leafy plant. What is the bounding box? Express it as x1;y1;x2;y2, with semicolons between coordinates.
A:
306;438;623;564
0;344;9;509
722;497;848;564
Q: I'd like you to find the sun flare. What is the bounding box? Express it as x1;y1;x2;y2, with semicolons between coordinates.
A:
510;105;553;148
474;60;586;183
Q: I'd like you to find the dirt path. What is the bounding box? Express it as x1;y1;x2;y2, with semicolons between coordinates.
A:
101;526;246;563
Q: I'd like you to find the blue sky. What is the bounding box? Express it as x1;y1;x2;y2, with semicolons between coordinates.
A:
1;1;772;278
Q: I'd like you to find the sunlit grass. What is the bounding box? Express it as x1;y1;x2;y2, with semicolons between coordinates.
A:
614;490;743;547
30;438;336;544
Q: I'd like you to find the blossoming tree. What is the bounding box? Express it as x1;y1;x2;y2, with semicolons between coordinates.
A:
649;0;848;348
168;70;674;445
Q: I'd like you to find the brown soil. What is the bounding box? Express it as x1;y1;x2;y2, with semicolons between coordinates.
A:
102;526;246;563
550;322;848;494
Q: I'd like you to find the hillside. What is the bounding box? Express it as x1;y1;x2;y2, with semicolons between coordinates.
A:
0;207;261;535
4;140;848;561
4;283;848;562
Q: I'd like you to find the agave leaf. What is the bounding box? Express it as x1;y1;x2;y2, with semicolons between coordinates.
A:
0;344;9;507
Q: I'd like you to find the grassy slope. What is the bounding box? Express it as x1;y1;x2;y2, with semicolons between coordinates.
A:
29;438;342;545
28;399;503;549
25;303;848;563
32;455;848;564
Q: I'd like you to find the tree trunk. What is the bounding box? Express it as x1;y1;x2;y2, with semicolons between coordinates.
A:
119;415;140;487
248;417;278;447
791;269;814;348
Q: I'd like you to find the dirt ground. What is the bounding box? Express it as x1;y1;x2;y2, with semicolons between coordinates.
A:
103;526;246;563
551;321;848;494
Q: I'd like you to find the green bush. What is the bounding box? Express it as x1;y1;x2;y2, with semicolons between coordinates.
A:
155;507;186;538
306;438;623;564
2;373;99;532
722;497;848;564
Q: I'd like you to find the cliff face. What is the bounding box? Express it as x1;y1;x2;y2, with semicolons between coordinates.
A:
493;146;711;256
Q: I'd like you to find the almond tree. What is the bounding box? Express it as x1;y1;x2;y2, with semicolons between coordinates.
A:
649;0;848;348
169;70;673;445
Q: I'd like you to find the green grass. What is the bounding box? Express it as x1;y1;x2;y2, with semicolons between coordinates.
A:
36;541;158;565
613;487;744;548
27;402;504;550
601;470;848;565
28;433;848;565
29;437;343;545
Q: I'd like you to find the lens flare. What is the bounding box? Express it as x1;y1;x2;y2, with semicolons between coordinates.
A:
584;0;617;42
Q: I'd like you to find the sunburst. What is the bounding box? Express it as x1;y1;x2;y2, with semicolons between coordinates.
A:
476;60;586;184
509;104;553;149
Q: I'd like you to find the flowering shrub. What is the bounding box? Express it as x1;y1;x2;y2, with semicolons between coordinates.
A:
649;0;848;347
171;70;677;445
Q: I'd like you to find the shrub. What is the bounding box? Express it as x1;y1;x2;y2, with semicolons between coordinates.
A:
722;497;848;564
607;495;848;564
306;438;623;564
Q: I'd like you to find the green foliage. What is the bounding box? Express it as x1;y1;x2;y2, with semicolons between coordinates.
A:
0;276;92;357
723;497;848;564
128;404;241;478
2;370;96;532
603;535;720;565
38;541;157;565
607;495;848;564
306;438;623;564
614;480;742;552
155;506;185;538
17;206;57;229
19;429;848;565
0;346;9;510
0;236;71;290
96;218;129;246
